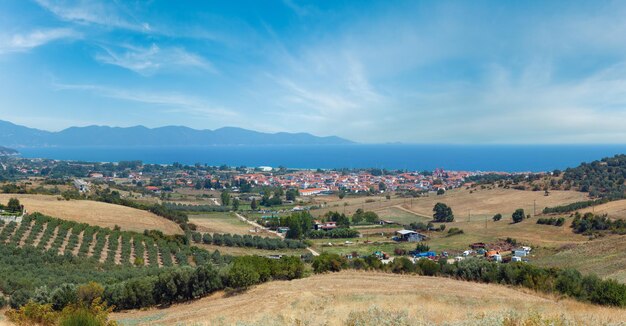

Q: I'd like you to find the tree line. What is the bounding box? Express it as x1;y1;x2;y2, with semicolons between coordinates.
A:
542;198;613;214
571;212;626;235
536;217;566;226
189;232;308;250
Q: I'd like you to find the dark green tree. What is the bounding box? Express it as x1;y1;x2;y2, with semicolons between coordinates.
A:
220;190;231;206
433;202;454;222
7;198;21;213
512;208;525;223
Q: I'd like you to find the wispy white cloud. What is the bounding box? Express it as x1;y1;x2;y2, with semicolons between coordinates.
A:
0;28;79;53
34;0;150;32
282;0;317;17
94;44;216;75
52;82;236;118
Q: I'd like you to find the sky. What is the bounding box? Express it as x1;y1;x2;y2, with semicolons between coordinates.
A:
1;1;626;144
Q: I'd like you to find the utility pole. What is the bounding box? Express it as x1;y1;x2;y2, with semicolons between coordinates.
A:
468;209;471;222
533;200;536;217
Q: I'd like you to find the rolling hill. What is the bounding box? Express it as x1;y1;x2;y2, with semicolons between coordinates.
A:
0;194;183;235
112;271;626;325
0;146;17;156
0;120;354;147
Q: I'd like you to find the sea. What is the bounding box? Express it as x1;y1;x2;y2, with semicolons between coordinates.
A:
16;144;626;173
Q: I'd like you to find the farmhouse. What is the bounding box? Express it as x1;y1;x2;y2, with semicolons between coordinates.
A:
395;230;427;242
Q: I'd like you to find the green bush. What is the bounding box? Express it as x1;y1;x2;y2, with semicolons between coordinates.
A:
312;253;348;273
227;263;260;290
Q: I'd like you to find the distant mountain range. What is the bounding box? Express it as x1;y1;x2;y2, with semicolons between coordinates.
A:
0;120;354;147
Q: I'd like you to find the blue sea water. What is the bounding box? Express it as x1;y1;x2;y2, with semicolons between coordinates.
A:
16;144;626;172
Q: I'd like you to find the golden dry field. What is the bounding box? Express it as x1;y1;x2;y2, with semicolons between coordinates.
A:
112;271;626;326
579;199;626;218
534;234;626;283
189;212;271;236
313;188;587;222
399;188;588;220
0;194;183;234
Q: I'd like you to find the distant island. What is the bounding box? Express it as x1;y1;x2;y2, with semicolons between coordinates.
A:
0;146;18;156
0;120;353;147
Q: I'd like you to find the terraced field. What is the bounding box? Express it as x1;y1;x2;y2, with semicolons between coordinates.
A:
0;214;208;268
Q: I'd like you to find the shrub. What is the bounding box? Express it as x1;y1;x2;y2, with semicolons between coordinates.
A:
415;243;430;253
9;289;32;309
312;253;348;273
227;263;260;290
416;258;440;276
493;213;502;221
447;228;464;236
51;284;78;310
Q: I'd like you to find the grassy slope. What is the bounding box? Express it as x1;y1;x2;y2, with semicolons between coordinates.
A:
313;188;587;220
112;271;626;326
0;194;182;235
534;234;626;283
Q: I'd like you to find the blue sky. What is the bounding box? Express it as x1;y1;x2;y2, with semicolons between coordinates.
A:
1;1;626;143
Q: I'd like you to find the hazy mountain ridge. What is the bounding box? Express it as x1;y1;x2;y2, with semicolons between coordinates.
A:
0;120;353;147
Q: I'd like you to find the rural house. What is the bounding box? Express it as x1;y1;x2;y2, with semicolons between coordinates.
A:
395;230;427;242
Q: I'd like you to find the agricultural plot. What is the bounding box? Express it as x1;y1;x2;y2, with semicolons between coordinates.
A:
189;212;262;235
0;213;202;268
0;194;183;234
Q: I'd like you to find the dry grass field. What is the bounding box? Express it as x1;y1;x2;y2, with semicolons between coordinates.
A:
401;188;588;220
579;199;626;218
188;212;273;236
534;234;626;283
112;271;626;326
425;214;588;251
373;206;430;224
0;194;183;235
313;188;587;222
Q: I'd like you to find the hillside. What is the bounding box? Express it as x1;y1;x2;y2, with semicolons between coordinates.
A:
0;194;182;235
561;154;626;198
0;147;17;156
534;234;626;283
0;120;353;147
112;271;626;325
396;188;588;220
313;187;588;222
